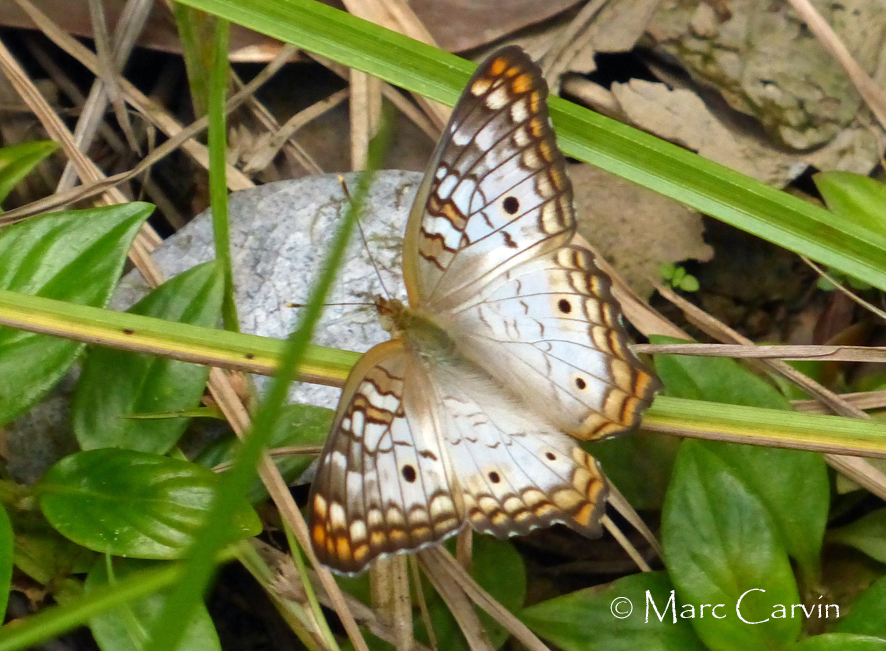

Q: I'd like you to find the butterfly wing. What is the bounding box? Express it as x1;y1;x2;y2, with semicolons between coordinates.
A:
404;46;657;439
402;46;574;311
308;340;462;574
432;362;609;538
451;243;659;439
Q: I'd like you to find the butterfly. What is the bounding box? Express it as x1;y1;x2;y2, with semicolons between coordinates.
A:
309;46;658;574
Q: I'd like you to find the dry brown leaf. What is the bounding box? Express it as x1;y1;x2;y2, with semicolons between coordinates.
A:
571;162;712;298
610;79;885;187
646;0;886;150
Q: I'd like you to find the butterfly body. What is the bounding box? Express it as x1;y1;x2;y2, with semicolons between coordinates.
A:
309;47;658;574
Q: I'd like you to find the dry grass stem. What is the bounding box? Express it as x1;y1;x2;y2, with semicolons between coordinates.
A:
601;515;651;572
421;547;551;651
13;0;254;191
409;556;439;651
370;556;414;651
804;257;886;322
244;87;350;173
794;390;886;414
633;343;886;363
57;0;152;190
606;481;663;557
1;43;294;224
349;69;382;171
418;550;497;651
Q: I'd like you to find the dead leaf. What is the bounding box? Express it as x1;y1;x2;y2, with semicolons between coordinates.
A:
571;162;713;298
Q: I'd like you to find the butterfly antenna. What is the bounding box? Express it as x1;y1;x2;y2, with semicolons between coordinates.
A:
339;175;392;300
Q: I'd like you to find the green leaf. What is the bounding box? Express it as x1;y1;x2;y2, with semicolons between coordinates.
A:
814;172;886;237
0;141;57;206
196;402;332;503
829;510;886;565
678;275;699;292
653;335;829;580
0;504;12;618
12;516;96;587
659;262;676;280
521;571;705;651
38;449;261;559
86;557;221;651
0;203;152;425
835;575;886;637
662;440;801;651
72;262;224;453
790;634;886;650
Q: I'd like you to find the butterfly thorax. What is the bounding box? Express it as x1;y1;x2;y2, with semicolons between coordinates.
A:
376;296;454;363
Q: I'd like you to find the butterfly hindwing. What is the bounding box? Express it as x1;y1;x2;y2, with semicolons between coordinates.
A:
433;363;609;538
308;341;461;574
452;243;659;439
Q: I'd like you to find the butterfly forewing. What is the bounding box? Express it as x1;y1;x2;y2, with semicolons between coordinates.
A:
403;46;574;310
308;341;461;574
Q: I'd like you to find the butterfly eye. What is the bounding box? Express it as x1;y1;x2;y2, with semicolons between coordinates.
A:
488;471;501;483
575;377;587;390
557;299;572;314
503;196;520;214
402;465;417;482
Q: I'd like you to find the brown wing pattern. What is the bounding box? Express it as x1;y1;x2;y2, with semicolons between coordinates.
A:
308;341;461;574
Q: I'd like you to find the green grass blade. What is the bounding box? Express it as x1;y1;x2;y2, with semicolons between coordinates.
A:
0;288;359;384
171;0;886;292
207;16;240;332
646;396;886;458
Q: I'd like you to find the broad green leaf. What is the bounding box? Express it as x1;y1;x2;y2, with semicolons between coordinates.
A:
790;634;886;650
86;557;221;651
72;262;224;453
662;439;801;651
196;402;332;503
0;141;57;206
835;575;886;637
814;172;886;237
0;504;12;618
829;509;886;564
653;335;828;580
0;202;152;425
38;449;261;559
521;571;705;651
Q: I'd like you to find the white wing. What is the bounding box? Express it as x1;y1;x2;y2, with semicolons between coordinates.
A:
450;243;657;439
431;360;609;538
